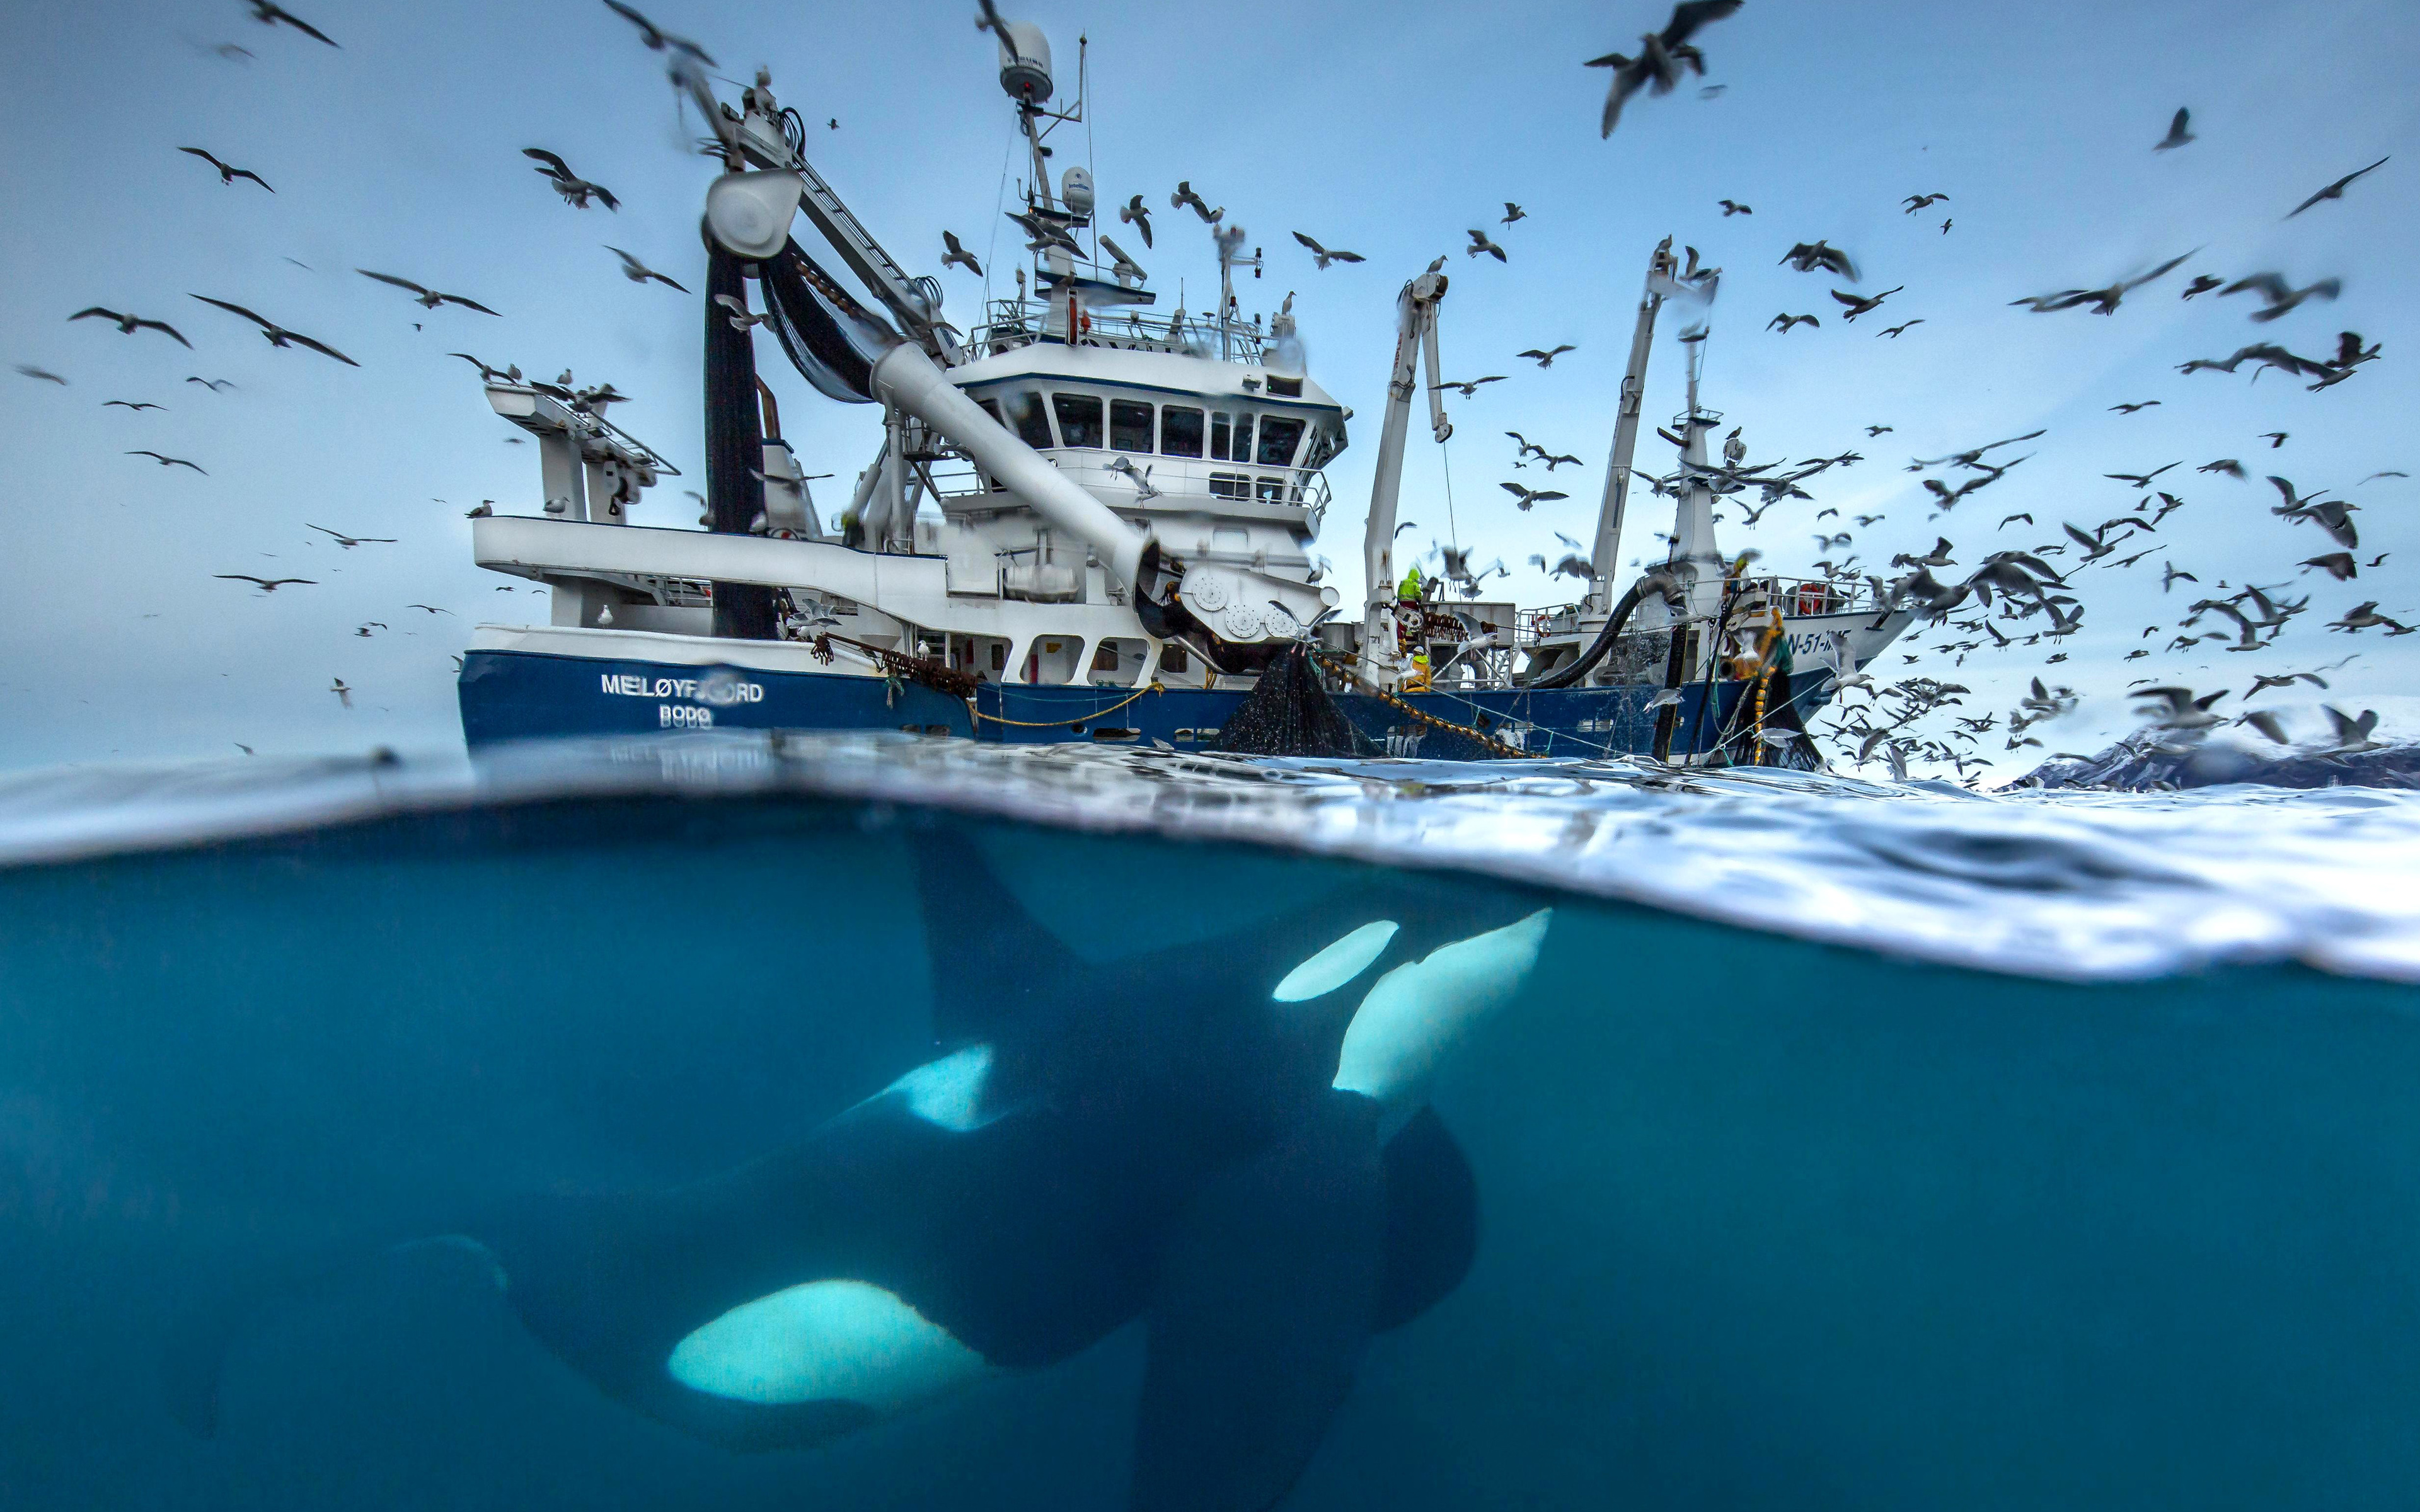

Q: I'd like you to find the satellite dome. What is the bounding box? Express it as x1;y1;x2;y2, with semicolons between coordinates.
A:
1059;165;1094;216
996;20;1052;103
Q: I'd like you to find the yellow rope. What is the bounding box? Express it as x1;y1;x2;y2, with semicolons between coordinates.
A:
1312;651;1526;759
972;681;1165;728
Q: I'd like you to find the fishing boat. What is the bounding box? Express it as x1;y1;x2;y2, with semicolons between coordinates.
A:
456;13;1911;764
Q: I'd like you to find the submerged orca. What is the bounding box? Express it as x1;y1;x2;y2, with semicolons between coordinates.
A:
171;827;1554;1512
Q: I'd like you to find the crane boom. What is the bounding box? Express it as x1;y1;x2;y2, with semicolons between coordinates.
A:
1585;238;1677;617
1357;267;1451;685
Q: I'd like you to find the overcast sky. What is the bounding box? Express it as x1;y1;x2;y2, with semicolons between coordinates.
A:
3;0;2416;772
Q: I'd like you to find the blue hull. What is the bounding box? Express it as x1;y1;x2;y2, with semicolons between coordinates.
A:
459;648;1824;762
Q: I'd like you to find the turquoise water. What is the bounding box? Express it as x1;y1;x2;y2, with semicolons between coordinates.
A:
2;736;2417;1509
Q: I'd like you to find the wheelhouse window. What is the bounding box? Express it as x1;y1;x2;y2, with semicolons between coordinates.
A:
1256;416;1306;467
1211;412;1253;462
1110;399;1155;454
1161;406;1205;457
1052;393;1104;449
977;398;1004;426
1010;392;1054;449
1303;421;1342;471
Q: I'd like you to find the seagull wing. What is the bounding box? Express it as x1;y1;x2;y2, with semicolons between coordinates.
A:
439;294;504;315
178;146;226;170
285;331;360;367
190;294;275;329
357;269;432;297
1291;231;1324;256
134;319;195;348
1661;0;1744;47
522;147;573;176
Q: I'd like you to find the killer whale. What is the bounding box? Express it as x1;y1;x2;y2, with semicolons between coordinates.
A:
171;825;1553;1511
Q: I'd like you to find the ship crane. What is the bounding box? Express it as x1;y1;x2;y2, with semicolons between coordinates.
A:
1356;264;1453;688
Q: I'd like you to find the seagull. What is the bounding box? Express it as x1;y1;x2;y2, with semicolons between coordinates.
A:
2360;471;2408;484
466;502;494;518
185;375;237;391
1466;229;1508;262
2012;251;2193;315
2330;602;2410;634
357;269;501;314
1293;232;1365;270
128;450;205;472
190;296;358;365
2104;462;2181;488
69;307;192;348
2288;157;2388;217
328;677;352;708
2153;108;2195;151
178;147;272;191
1877;320;1924;338
2199;459;2245;478
2181;275;2225;300
601;1;717;66
355;622;386;637
1766;312;1819;333
2262;432;2290;448
2110;400;2161;415
1517;344;1576;366
1540;453;1584;471
103;400;166;411
1586;0;1744;137
2218;272;2343;323
14;365;68;384
1940;218;1953;234
217;574;314;592
1117;194;1154;248
1902;193;1949;212
1106;456;1161;500
1006;210;1081;255
605;247;689;292
1718;198;1753;215
246;1;337;47
2247;670;2329;697
2177;345;2332;382
1781;239;1857;278
308;524;396;547
2322;707;2385;753
1866;425;1894;436
1829;285;1903;321
1501;482;1569;511
1434;375;1507;396
1501;203;1526;226
940;231;982;276
1999;512;2034;529
712;294;768;331
1170;181;1222;224
2300;552;2358;581
523;149;619;211
405;604;454;615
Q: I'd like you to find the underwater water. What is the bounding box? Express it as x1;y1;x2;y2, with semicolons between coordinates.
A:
3;734;2419;1511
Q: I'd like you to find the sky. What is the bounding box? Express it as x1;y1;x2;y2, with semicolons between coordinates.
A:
2;0;2416;774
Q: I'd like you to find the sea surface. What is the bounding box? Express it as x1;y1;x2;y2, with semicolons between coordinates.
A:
3;733;2418;1510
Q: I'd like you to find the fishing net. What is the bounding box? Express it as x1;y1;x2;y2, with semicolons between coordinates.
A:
1213;644;1373;758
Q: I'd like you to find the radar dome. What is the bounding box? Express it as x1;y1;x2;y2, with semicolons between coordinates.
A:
1059;165;1094;216
996;20;1052;103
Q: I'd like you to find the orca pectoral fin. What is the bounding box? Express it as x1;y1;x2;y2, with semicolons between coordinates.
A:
1131;1091;1383;1512
1374;1104;1479;1333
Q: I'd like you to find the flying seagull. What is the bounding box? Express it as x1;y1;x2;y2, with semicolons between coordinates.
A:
606;247;689;292
524;149;619;211
1501;203;1526;226
1434;375;1507;396
1877;319;1924;338
308;524;396;547
1766;312;1819;333
328;677;352;707
103;399;166;411
1117;194;1153;248
1170;181;1221;224
2287;157;2388;217
2012;251;2194;315
14;365;68;384
357;269;502;314
1517;344;1575;366
1830;285;1903;321
1902;193;1949;212
2153;108;2194;151
217;574;315;592
1782;239;1858;278
246;1;337;47
1718;198;1753;215
1465;228;1507;262
179;147;272;191
600;0;716;66
1587;0;1744;137
1501;482;1569;511
128;450;206;472
2218;272;2342;323
1293;232;1365;270
940;231;982;276
69;307;192;347
2110;400;2161;415
190;295;359;365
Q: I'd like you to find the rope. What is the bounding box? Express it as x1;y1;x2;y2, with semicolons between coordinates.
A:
1314;651;1524;758
972;681;1163;728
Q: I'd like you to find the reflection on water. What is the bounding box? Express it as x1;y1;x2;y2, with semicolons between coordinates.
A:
0;736;2416;1509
